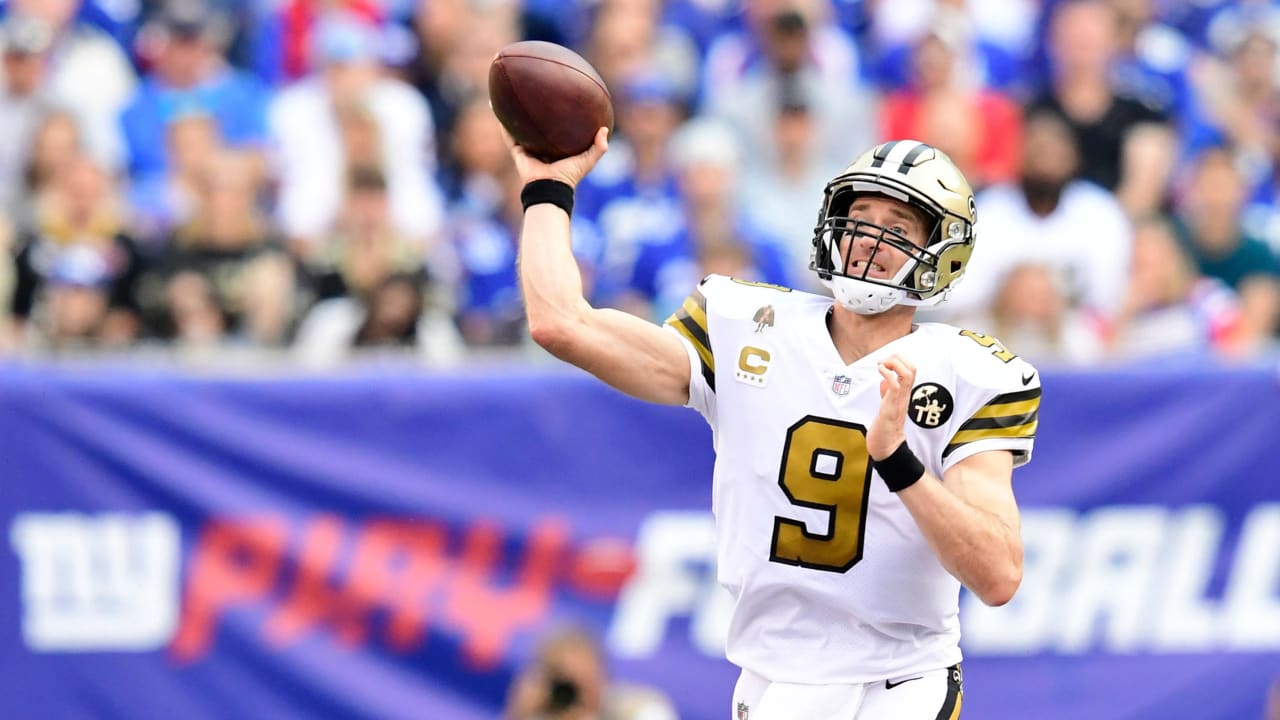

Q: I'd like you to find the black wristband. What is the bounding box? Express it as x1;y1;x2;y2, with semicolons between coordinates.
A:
874;441;926;492
521;179;574;216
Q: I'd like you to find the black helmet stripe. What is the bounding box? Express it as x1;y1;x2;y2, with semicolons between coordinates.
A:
870;140;932;174
898;142;931;173
870;140;900;168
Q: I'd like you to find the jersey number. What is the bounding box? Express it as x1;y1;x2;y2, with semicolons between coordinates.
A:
959;329;1017;363
769;416;873;573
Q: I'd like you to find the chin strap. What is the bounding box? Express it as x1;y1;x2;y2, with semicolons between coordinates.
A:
826;274;905;315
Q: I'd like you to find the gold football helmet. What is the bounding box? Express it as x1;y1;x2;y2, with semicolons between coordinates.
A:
810;140;977;314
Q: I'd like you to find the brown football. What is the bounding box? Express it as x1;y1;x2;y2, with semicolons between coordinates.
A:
488;41;614;163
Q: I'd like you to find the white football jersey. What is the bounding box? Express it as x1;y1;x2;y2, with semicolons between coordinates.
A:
664;275;1040;685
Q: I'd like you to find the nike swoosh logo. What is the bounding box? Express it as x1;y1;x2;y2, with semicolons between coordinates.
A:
885;676;923;690
1022;371;1036;386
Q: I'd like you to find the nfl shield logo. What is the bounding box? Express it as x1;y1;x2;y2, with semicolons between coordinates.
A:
832;374;852;395
737;701;749;719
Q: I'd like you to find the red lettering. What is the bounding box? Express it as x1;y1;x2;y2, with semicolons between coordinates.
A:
566;537;637;598
170;517;287;663
263;515;353;647
444;518;567;669
340;520;448;650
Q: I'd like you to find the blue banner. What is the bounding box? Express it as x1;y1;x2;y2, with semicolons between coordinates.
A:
1;363;1278;719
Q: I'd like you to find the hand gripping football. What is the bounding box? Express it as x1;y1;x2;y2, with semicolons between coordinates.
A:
488;41;614;163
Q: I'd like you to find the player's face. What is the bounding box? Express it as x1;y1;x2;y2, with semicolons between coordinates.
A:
837;195;929;281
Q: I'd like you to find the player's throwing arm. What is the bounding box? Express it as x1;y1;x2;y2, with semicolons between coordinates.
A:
490;42;691;405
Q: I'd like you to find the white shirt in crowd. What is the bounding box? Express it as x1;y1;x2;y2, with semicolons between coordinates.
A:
292;297;465;368
701;24;874;178
267;75;444;246
0;25;137;171
944;180;1133;321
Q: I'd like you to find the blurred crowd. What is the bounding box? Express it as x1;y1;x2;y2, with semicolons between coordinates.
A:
1;0;1280;368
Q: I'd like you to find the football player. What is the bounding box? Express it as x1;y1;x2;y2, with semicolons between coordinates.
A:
509;127;1039;720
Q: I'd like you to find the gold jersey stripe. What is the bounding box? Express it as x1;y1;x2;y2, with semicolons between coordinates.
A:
681;292;708;329
670;314;713;367
665;293;709;344
664;289;715;391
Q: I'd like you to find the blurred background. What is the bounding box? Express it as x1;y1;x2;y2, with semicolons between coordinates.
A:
0;0;1279;718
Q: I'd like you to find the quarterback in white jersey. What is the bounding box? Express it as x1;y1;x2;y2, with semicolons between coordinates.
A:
509;129;1036;720
667;275;1036;685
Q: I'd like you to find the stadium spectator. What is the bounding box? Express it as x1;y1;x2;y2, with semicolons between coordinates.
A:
410;1;518;153
1174;146;1280;342
268;11;443;253
1183;27;1279;185
1109;0;1195;120
869;0;1026;94
138;151;293;346
878;10;1021;190
440;93;510;204
868;0;1038;64
1029;0;1175;218
440;90;556;349
672;119;790;288
1110;214;1246;360
120;1;268;188
978;262;1104;366
504;626;677;720
939;109;1132;328
10;154;143;346
702;0;873;177
335;102;382;171
585;0;699;103
615;117;791;321
22;243;116;351
301;273;459;366
126;111;221;247
246;0;386;87
1203;1;1280;67
405;0;468;106
1187;24;1280;257
348;274;434;352
586;0;661;96
21;112;82;217
6;0;137;171
739;77;837;284
0;15;57;214
446;160;529;348
294;166;462;366
159;268;225;347
574;69;687;309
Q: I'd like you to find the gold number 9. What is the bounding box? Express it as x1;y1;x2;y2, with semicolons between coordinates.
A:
770;416;873;573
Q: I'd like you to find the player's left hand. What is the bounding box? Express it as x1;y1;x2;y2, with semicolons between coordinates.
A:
867;354;915;461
